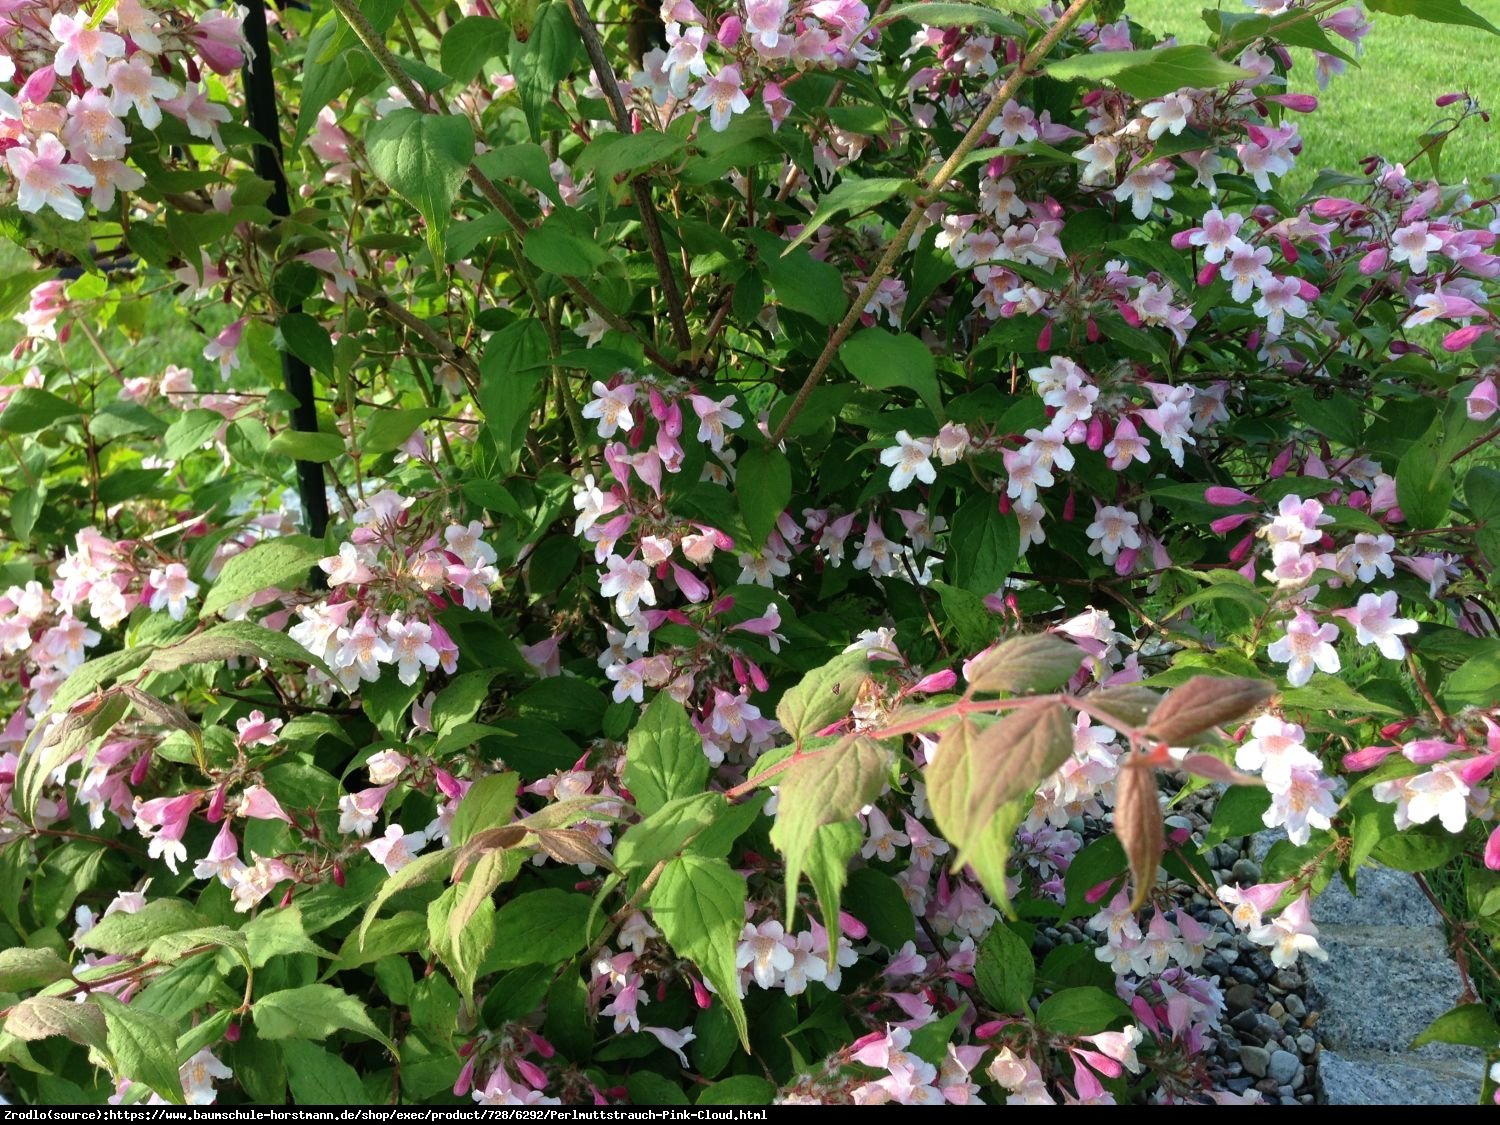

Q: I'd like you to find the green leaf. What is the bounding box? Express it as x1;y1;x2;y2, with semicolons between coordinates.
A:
1444;647;1500;709
488;889;595;971
1396;431;1453;531
200;535;321;616
513;1;579;140
278;313;334;376
358;849;454;949
1412;1002;1500;1048
1365;0;1499;34
775;651;870;742
450;772;520;847
281;1040;368;1105
574;130;686;181
365;108;476;263
629;1072;690;1105
616;792;730;872
803;819;862;947
253;985;396;1052
843;866;915;950
783;177;907;255
266;429;344;463
770;736;891;927
751;230;847;325
78;899;206;956
697;1075;777;1104
523;211;610;276
736;443;792;549
97;994;186;1104
4;995;108;1050
1372;825;1465;872
1035;986;1132;1035
948;494;1020;596
144;620;330;675
0;947;73;992
163;408;225;460
439;15;511;83
243;906;331;969
839;328;942;416
360;407;446;456
880;2;1023;33
1205;785;1273;848
650;856;749;1050
1046;45;1256;99
431;881;497;1002
0;387;80;433
975;924;1034;1014
623;694;710;817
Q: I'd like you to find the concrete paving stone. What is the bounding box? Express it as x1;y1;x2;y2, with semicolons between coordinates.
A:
1306;925;1483;1067
1318;1050;1484;1105
1312;867;1440;928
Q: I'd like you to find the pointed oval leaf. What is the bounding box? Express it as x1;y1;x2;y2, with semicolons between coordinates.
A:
965;633;1083;695
1145;675;1274;744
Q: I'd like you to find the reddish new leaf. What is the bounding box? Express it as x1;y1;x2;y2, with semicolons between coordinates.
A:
1145;675;1274;744
1114;763;1164;909
965;633;1084;695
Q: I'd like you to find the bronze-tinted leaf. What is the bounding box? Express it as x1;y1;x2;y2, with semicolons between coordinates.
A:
1086;684;1162;729
1114;763;1164;909
450;825;528;882
927;703;1073;905
534;827;618;872
1178;753;1263;787
1145;675;1274;744
965;633;1083;695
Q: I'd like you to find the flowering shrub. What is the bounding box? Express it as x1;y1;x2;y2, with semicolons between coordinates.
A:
1;0;1499;1107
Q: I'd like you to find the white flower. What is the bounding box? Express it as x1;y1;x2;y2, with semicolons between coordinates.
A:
879;431;936;491
736;920;794;990
364;824;427;875
146;562;199;621
1085;506;1141;565
1266;610;1340;687
580;380;637;438
1344;591;1418;660
599;554;656;617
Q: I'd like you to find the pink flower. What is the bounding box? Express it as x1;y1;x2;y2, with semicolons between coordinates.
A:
235;710;283;748
237;784;292;824
192;821;245;886
1266;610;1340;687
134;792;202;874
1468;377;1499;422
6;135;95;221
1340;591;1419;660
49;12;126;86
364;823;428;875
688;65;750;133
189;10;252;74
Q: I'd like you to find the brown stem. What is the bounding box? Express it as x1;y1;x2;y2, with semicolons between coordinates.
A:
564;0;692;355
768;0;1094;445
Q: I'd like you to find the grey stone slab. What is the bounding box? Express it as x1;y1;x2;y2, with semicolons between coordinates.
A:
1319;1050;1484;1105
1312;867;1440;928
1306;925;1482;1067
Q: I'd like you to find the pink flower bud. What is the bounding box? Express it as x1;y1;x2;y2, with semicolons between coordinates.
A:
1358;247;1388;274
206;784;227;823
452;1057;476;1097
1311;197;1357;219
911;669;958;694
1436;92;1467;107
717;14;742;45
839;910;868;940
1458;752;1500;788
1486;825;1500;872
529;1032;556;1058
1036;320;1052;351
516;1059;548;1089
1062;488;1076;521
1086;317;1100;343
1084;878;1116;905
1084;415;1105;451
435;770;463;800
691;976;712;1008
332;862;345;888
1205;485;1256;506
1279;236;1298;265
1403;739;1460;765
973;1020;1006;1039
1228;534;1255;563
1269;444;1296;478
747;659;769;693
1298;279;1321;301
1267;93;1318;112
1171;229;1198;250
130;753;151;788
1211;512;1255;535
1444;324;1486;352
224;1022;241;1043
1342;744;1400;771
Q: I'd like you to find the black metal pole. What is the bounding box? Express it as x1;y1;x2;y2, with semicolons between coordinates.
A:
240;0;329;541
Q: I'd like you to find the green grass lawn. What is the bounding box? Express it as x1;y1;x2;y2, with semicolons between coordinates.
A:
1127;0;1500;190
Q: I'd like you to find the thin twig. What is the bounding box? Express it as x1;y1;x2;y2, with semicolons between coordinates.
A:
768;0;1094;445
